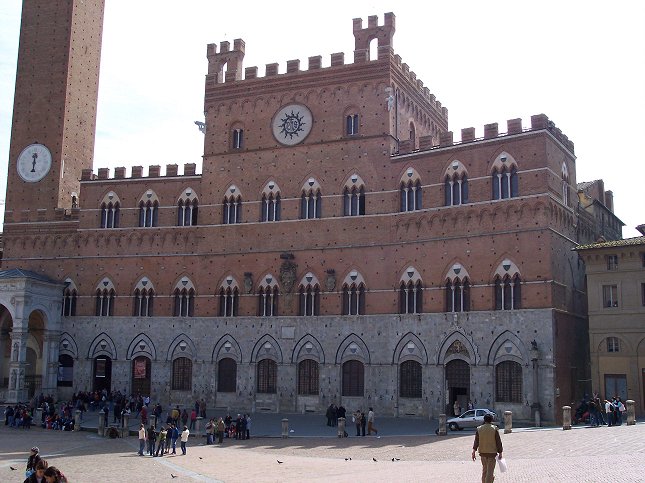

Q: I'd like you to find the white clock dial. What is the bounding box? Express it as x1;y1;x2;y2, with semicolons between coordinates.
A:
16;143;52;182
272;104;313;146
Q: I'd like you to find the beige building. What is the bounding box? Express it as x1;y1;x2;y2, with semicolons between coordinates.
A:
575;229;645;416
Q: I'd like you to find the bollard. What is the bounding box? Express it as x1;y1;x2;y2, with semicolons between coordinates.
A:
626;400;636;426
98;411;105;436
281;418;289;438
74;410;81;431
35;408;43;427
337;417;346;438
504;411;512;434
562;406;571;430
121;413;130;438
195;416;203;438
534;409;541;428
438;413;447;436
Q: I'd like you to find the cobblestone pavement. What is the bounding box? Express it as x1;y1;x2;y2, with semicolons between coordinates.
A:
1;422;643;482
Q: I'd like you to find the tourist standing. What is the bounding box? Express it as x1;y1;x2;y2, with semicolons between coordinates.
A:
137;424;146;456
604;399;614;426
472;413;503;483
353;410;362;436
181;425;190;455
147;425;156;456
367;408;378;435
245;414;251;440
170;424;179;454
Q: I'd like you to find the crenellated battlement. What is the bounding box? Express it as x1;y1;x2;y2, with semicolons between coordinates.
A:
203;13;446;119
394;114;575;156
81;163;199;182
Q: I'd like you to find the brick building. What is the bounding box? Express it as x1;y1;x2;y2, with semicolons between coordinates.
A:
0;4;623;422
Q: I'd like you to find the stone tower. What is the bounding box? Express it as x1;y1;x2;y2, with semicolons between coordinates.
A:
4;0;105;222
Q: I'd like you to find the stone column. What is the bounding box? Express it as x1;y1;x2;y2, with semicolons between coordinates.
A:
8;328;29;403
35;407;43;427
74;410;81;431
626;400;636;426
562;406;571;430
503;411;512;434
438;413;447;436
98;411;105;436
195;416;203;438
121;413;130;438
530;343;541;426
337;417;346;437
281;418;289;438
41;331;61;396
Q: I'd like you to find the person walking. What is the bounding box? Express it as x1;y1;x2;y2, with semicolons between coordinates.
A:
180;425;190;455
170;424;179;454
472;413;503;483
367;408;378;436
137;424;146;456
189;409;197;431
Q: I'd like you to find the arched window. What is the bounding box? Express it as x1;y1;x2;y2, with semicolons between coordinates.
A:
171;357;192;391
343;174;366;216
173;278;195;317
492;166;519;200
297;359;319;395
258;275;279;316
138;191;159;227
346;114;359;136
399;280;423;314
133;278;154;317
232;128;244;149
561;163;570;206
400;180;422;211
177;189;198;226
256;359;277;393
342;278;365;315
57;354;74;387
298;272;320;316
444;161;469;206
95;278;116;316
494;274;521;310
62;280;77;316
400;360;422;398
217;358;237;392
342;360;364;396
445;278;471;312
223;185;242;224
495;361;522;402
260;181;281;222
219;277;239;317
100;192;120;228
300;179;322;219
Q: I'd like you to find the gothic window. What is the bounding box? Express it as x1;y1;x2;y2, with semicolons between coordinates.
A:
133;278;154;316
138;191;159;227
399;280;423;314
444;161;469;206
343;174;366;216
95;278;116;316
342;360;364;397
400;180;422;211
217;358;237;392
297;359;319;395
223;185;242;224
260;181;281;222
495;361;522;402
346;114;359;136
219;276;240;317
298;272;320;316
400;360;422;398
173;278;195;317
100;192;120;228
342;271;366;315
445;278;471;312
171;357;192;391
258;275;279;316
561;163;570;206
256;359;277;393
62;279;77;316
232;128;244;149
300;178;322;219
494;274;521;310
177;188;198;226
491;153;519;200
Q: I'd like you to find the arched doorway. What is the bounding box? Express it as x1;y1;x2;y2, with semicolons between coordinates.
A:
131;356;151;396
445;359;470;415
93;356;112;392
26;310;45;399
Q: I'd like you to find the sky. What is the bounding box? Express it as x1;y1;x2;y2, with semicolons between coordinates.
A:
0;0;643;236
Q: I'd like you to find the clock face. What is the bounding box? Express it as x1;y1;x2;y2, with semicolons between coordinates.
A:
272;104;313;146
16;143;52;182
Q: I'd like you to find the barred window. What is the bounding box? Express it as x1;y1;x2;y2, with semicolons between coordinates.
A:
257;359;277;394
342;360;364;397
171;357;192;391
495;361;522;403
297;359;319;395
400;360;422;398
217;358;237;392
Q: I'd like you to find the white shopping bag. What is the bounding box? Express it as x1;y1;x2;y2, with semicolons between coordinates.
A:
498;457;508;473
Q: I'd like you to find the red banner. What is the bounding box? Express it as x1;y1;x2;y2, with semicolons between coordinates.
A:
134;359;146;379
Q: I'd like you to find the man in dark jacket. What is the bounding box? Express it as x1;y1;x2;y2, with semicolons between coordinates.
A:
472;414;503;483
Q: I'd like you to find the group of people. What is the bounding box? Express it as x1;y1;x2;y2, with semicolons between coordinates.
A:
352;408;378;436
325;404;347;427
23;446;68;483
214;413;251;441
139;422;190;456
574;393;627;427
4;404;34;429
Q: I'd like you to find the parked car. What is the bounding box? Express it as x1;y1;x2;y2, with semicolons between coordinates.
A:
447;408;497;430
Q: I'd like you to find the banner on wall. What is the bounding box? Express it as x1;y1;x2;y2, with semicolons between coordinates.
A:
134;359;147;379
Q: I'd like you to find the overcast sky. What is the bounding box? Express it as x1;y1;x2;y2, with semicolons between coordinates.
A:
0;0;643;236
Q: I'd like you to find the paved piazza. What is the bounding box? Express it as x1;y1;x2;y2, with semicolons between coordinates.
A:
1;422;643;482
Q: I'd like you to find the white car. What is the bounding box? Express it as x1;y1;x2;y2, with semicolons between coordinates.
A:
447;408;497;430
